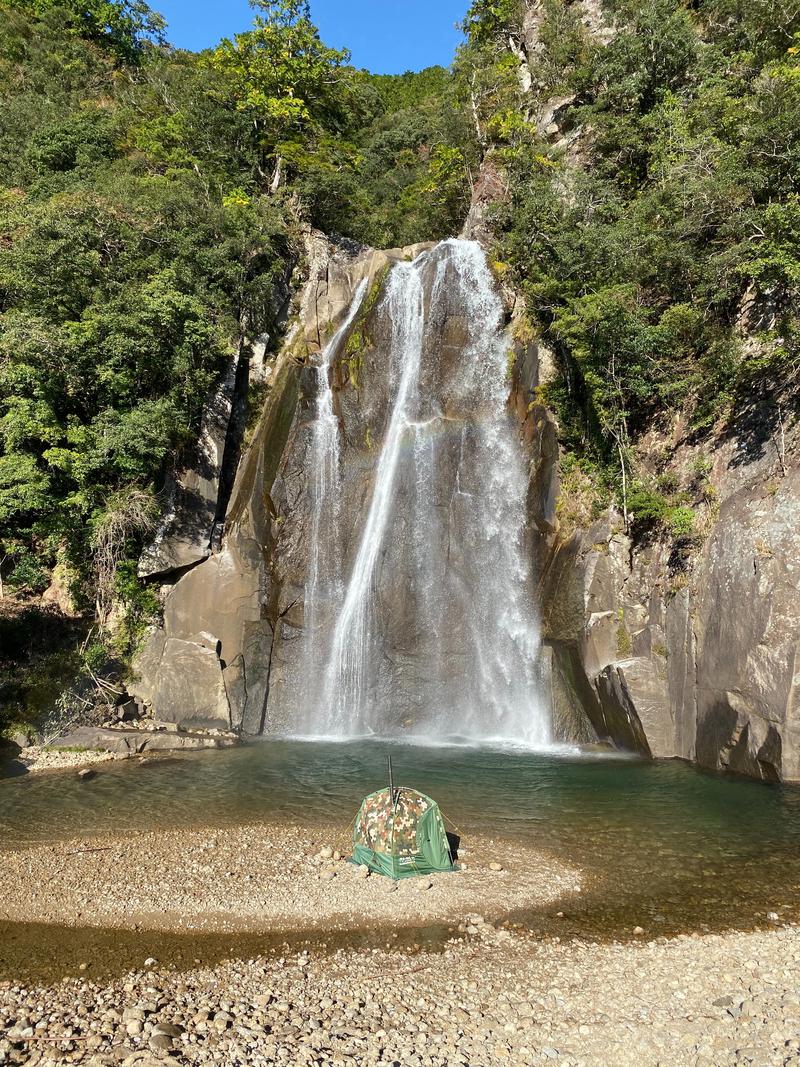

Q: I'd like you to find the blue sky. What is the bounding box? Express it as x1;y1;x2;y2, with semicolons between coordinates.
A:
155;1;469;74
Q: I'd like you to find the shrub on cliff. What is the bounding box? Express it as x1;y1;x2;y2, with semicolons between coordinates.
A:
459;0;800;532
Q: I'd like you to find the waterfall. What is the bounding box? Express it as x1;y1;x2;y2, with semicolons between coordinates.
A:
320;257;427;733
302;279;369;713
302;240;550;747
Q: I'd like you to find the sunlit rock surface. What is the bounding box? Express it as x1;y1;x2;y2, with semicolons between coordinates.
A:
131;222;800;782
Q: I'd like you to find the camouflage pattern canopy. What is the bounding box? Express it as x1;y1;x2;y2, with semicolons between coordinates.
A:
352;786;454;879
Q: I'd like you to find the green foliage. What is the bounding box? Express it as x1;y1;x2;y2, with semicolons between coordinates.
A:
299;66;477;246
0;0;291;624
667;506;697;539
344;266;390;389
462;0;800;536
627;483;697;542
0;602;87;734
617;621;633;657
205;0;351;175
5;0;165;61
463;0;524;46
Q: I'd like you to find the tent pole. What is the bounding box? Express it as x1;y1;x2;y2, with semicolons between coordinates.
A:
388;754;394;803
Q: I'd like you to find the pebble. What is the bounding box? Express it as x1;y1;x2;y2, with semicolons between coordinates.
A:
2;824;799;1067
489;862;504;872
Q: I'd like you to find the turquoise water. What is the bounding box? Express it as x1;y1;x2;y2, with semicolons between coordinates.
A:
3;739;800;937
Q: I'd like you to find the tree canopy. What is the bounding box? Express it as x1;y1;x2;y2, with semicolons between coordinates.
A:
0;0;474;667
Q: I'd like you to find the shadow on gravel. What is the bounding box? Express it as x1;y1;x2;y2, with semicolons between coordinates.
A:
0;918;459;986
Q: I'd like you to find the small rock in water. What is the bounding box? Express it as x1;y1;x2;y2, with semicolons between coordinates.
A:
767;911;780;923
633;926;645;936
489;862;504;872
77;768;96;781
357;864;370;880
144;957;158;968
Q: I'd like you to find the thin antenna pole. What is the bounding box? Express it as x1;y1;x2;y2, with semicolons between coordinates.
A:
388;754;394;803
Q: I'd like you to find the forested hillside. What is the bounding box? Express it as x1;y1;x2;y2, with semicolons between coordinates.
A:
0;0;475;728
460;0;800;537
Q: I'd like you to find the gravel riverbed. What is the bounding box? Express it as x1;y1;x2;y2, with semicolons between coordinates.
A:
14;748;118;774
3;924;800;1066
0;824;580;934
2;823;799;1066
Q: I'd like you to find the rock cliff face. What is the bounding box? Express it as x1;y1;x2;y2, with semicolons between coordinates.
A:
487;0;800;782
531;393;800;782
130;225;800;782
130;0;800;780
131;234;443;735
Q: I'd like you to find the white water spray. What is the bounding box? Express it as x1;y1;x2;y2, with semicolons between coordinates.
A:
302;240;550;747
303;279;369;708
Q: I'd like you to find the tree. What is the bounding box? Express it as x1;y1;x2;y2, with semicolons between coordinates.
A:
206;0;350;185
4;0;165;61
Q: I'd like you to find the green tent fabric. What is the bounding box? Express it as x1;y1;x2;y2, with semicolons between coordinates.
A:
352;785;455;879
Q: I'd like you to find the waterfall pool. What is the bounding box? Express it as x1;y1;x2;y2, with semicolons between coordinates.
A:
3;739;800;944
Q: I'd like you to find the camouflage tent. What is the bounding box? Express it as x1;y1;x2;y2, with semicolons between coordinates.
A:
352;786;454;879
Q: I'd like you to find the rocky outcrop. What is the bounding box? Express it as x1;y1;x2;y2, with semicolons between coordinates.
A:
137;354;243;579
129;233;430;735
54;725;238;754
531;385;800;781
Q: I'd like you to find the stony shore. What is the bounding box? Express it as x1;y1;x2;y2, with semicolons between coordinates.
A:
8;723;240;776
2;823;799;1066
0;824;581;935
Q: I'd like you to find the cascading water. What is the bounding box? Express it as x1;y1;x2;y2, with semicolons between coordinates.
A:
300;239;550;747
302;279;369;710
